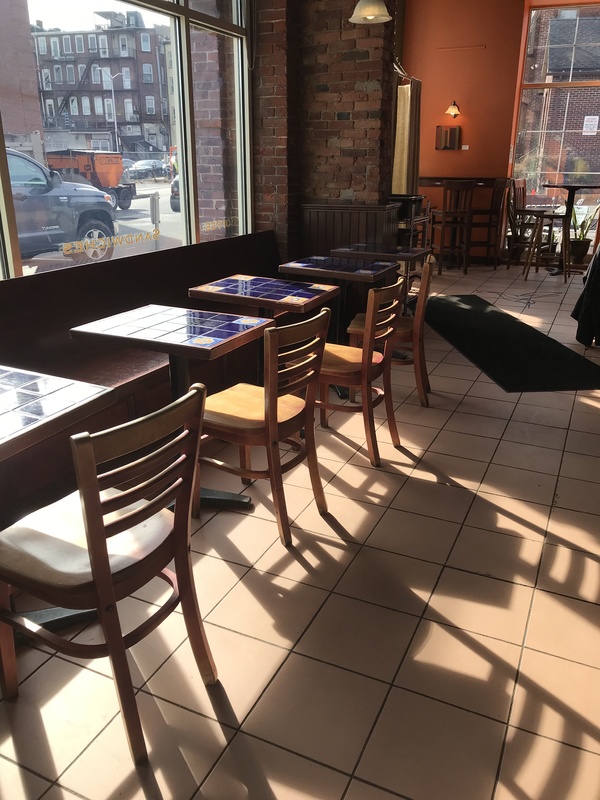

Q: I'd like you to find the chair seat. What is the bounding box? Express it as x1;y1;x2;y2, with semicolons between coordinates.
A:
321;343;383;378
204;382;305;433
0;490;173;591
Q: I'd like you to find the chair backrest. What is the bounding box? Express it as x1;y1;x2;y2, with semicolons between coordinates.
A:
508;178;528;236
263;307;331;429
70;383;206;590
490;178;510;216
361;277;405;380
443;180;476;214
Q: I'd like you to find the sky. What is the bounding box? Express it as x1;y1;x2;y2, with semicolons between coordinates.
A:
27;0;165;31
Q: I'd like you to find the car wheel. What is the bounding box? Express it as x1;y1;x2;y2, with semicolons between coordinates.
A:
170;197;180;212
118;187;132;210
107;189;119;210
73;220;114;263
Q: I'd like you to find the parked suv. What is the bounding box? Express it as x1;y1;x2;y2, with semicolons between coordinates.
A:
7;149;117;263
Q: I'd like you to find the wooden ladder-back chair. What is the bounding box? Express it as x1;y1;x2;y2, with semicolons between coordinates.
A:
195;308;331;547
430;180;475;274
0;384;217;765
347;262;433;407
316;278;405;468
469;178;510;267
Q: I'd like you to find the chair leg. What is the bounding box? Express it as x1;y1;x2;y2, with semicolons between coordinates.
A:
191;468;202;519
265;441;292;546
382;368;402;447
239;445;252;485
99;603;148;764
175;559;218;685
414;342;430;407
304;420;328;516
361;381;381;467
319;383;330;428
0;582;18;700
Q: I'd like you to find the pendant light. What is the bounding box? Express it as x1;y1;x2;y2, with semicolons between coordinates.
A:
349;0;392;24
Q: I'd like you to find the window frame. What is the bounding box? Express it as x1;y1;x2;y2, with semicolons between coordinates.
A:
0;0;252;280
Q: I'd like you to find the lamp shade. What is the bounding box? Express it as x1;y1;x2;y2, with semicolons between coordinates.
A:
349;0;392;24
445;100;461;118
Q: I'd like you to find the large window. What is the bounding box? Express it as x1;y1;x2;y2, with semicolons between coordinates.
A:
0;0;250;279
514;4;600;220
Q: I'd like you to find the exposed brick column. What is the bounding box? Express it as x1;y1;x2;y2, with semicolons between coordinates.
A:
252;0;396;258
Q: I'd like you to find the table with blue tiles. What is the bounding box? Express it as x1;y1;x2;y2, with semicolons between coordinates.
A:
0;366;115;632
71;305;271;509
71;303;271;399
0;365;114;460
188;273;340;317
279;255;401;284
279;256;401;344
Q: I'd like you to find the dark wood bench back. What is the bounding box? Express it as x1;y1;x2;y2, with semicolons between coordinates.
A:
0;230;281;371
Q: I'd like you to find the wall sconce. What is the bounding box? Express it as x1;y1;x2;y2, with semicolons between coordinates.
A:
445;100;461;118
349;0;392;24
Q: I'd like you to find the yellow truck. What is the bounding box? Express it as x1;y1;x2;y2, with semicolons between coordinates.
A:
46;150;136;210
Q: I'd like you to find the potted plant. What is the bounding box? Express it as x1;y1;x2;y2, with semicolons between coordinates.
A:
571;204;600;264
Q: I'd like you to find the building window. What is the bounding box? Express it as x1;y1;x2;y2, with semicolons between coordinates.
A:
140;32;151;52
82;96;91;115
142;63;153;83
45;98;55;117
53;65;63;84
99;35;109;58
66;65;75;84
120;35;129;56
37;37;47;56
69;97;79;116
50;38;60;57
88;33;97;53
94;95;103;115
91;64;101;84
78;64;87;81
145;95;155;114
122;66;131;89
105;97;114;122
41;69;51;90
514;4;600;208
62;36;72;54
75;35;84;54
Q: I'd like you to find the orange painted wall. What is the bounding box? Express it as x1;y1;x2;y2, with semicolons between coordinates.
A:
401;0;525;183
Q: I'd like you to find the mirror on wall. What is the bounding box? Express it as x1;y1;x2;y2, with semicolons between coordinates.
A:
435;126;461;150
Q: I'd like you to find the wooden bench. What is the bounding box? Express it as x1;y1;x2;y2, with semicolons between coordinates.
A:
0;230;281;525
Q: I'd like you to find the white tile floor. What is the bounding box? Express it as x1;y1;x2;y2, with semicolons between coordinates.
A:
2;265;600;799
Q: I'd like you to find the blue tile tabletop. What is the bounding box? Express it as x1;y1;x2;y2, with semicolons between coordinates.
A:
71;304;272;360
0;365;110;445
189;273;339;312
279;256;404;283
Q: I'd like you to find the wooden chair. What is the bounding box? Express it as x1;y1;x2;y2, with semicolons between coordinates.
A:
506;178;548;270
316;278;404;468
469;178;510;267
0;384;217;765
430;180;475;274
521;208;570;283
195;308;331;547
348;261;433;407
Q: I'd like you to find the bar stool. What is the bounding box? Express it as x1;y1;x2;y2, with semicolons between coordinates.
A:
522;209;570;283
430;180;475;274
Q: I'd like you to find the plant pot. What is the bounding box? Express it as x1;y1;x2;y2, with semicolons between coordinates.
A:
570;238;592;265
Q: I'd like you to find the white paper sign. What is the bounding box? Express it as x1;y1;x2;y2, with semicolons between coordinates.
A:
582;115;598;135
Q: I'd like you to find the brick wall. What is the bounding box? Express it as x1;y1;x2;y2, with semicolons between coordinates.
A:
252;0;397;258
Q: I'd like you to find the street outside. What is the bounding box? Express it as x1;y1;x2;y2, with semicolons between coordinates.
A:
22;179;183;274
